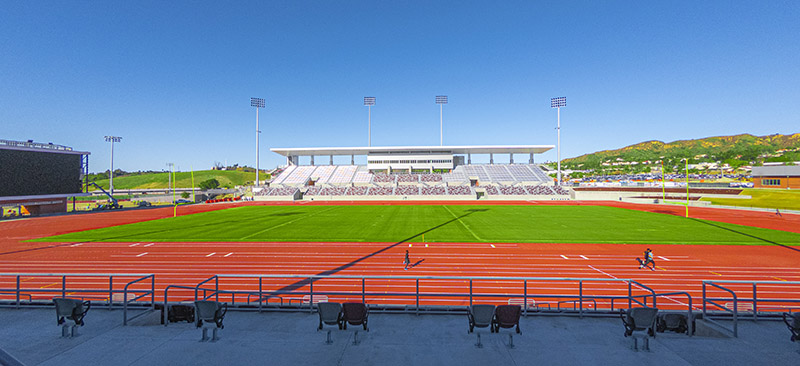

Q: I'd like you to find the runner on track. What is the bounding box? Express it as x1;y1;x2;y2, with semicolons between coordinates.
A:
776;209;782;217
637;248;656;271
404;250;410;270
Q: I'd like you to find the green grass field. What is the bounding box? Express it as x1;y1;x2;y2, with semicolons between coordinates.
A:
90;170;265;190
34;205;800;246
701;188;800;211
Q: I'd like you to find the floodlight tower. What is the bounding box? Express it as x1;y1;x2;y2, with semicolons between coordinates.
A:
250;97;265;186
551;97;566;185
435;95;448;146
104;136;122;195
364;97;376;146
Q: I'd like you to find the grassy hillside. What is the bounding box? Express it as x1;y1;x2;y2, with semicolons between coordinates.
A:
701;189;800;211
562;133;800;172
34;205;800;245
90;170;266;190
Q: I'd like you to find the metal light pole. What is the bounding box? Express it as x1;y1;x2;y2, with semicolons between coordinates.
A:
364;97;376;146
166;163;174;200
104;136;122;195
251;97;265;186
551;97;566;185
435;95;448;146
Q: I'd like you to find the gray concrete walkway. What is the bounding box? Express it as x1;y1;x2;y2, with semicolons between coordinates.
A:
0;308;797;366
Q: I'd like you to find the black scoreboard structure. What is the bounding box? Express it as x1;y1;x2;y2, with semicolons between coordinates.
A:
0;139;90;216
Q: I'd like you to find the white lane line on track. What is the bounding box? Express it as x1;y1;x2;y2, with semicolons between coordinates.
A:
144;243;154;247
561;255;569;260
580;255;588;260
206;252;216;257
224;252;233;257
136;252;148;257
70;243;83;247
491;244;496;248
658;256;670;261
129;243;140;247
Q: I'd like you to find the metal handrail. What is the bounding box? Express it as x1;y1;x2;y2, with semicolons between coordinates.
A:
122;274;156;325
703;281;738;337
163;284;199;326
192;274;680;317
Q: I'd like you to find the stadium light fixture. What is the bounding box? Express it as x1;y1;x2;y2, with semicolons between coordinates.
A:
550;97;566;185
103;136;122;195
435;96;448;146
364;97;376;147
251;97;265;186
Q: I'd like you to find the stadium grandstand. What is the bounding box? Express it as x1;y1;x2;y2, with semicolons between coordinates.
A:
256;145;572;200
0;139;90;216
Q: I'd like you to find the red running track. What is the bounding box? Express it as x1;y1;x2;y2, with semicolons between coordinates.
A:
1;201;798;311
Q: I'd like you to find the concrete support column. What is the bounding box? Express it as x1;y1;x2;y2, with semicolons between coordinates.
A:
330;155;333;165
529;153;534;164
468;154;472;164
311;156;315;166
510;153;514;164
351;155;355;165
490;153;494;164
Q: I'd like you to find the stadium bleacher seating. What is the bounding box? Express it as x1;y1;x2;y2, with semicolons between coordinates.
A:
367;186;394;195
304;187;322;196
345;186;369;195
259;164;564;199
419;174;443;182
395;185;419;196
498;185;526;195
319;187;347;196
328;166;358;184
310;165;336;185
420;186;446;195
447;186;472;195
372;173;395;183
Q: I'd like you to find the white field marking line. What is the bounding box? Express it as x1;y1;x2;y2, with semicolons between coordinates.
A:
129;243;140;247
206;252;216;257
441;205;483;241
238;206;341;240
143;243;154;247
561;255;569;260
224;252;233;257
70;243;83;247
658;256;670;261
580;255;588;260
587;265;692;308
136;252;148;257
491;244;496;248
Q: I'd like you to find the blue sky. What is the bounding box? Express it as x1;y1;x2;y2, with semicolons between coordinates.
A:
2;1;798;173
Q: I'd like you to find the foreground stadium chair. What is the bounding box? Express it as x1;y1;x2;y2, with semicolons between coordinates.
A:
467;304;495;348
317;302;344;344
195;300;227;342
783;312;800;342
342;302;369;345
53;298;90;338
620;307;658;351
492;305;522;348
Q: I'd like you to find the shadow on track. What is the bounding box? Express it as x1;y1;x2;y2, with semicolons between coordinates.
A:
690;218;800;253
262;209;483;298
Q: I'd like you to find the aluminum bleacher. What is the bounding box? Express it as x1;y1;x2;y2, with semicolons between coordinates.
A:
328;165;358;184
282;166;316;185
309;165;336;184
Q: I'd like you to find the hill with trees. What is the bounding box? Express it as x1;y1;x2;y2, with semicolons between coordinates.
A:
561;133;800;174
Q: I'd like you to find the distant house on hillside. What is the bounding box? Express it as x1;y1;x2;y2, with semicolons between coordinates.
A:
751;165;800;189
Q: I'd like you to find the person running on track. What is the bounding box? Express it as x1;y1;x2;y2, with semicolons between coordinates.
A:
776;208;782;217
404;250;410;270
638;248;656;271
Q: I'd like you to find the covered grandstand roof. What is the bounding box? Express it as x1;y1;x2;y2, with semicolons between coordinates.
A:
270;145;554;156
